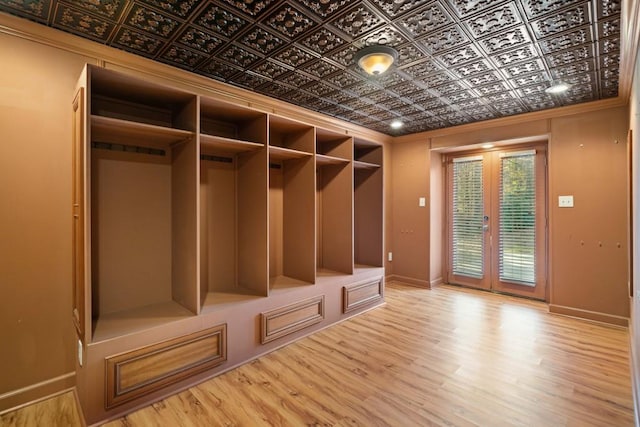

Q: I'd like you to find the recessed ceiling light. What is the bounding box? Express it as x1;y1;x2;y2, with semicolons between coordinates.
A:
390;120;403;129
481;143;494;149
545;82;571;94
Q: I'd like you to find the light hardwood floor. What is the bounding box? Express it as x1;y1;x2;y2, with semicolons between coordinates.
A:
1;282;634;426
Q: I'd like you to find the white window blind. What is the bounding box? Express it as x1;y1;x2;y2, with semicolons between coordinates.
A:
499;150;536;285
452;156;484;278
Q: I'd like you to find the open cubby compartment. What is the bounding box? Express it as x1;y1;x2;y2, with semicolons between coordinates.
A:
269;115;315;159
354;139;384;269
316;128;352;164
89;65;197;150
89;134;199;343
269;152;316;290
316;159;353;276
200;97;267;154
353;137;383;169
200;142;268;308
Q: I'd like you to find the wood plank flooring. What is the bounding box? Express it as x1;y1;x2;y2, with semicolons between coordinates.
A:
2;282;634;426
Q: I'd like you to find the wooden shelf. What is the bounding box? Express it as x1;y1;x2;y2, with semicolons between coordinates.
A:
269;275;313;291
269;145;313;160
353;160;381;170
91;115;193;149
201;134;263;155
91;300;194;343
201;291;263;312
316;154;349;166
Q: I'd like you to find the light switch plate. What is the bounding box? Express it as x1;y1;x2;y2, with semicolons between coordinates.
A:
419;197;426;207
558;195;574;208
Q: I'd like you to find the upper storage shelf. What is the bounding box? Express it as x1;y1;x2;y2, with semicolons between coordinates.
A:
90;66;196;150
353;138;382;170
269;115;314;156
200;98;267;156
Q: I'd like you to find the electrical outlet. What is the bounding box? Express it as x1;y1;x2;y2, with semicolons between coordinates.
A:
388;252;393;262
558;195;574;208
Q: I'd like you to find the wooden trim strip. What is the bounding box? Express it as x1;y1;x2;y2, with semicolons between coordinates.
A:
0;373;76;414
343;279;384;313
385;274;431;289
105;324;227;409
261;296;325;344
549;304;629;327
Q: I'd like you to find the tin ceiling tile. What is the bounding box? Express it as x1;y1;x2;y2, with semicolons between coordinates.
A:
220;0;277;17
53;4;115;42
274;45;316;68
1;0;51;21
446;0;505;18
265;3;316;39
250;60;292;79
63;0;125;20
296;0;351;18
126;4;180;39
219;44;262;68
195;3;247;39
419;24;469;54
240;27;285;55
331;4;385;38
176;26;224;54
529;3;591;39
160;45;206;69
400;2;452;37
464;3;522;38
300;27;347;54
198;58;243;81
112;26;164;56
137;0;199;18
0;0;622;135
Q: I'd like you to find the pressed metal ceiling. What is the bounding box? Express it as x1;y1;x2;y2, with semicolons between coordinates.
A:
0;0;622;136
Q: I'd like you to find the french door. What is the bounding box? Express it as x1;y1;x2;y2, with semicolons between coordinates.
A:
446;145;547;300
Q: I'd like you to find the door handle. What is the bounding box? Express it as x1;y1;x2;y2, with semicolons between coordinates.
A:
483;224;489;231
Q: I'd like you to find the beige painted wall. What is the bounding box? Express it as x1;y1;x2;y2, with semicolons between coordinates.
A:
387;140;430;286
0;33;94;396
388;106;630;322
549;107;630;318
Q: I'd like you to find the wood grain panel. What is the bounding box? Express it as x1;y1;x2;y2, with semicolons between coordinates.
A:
261;296;324;344
343;278;383;313
71;87;85;341
105;324;226;409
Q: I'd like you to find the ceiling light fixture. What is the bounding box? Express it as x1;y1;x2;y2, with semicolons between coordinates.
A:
545;81;571;94
481;143;494;149
355;45;399;76
390;120;403;129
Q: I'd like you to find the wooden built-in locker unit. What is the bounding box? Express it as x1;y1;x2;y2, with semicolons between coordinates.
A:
354;138;384;269
72;64;385;425
199;98;268;308
87;66;199;343
268;115;316;289
315;128;353;276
